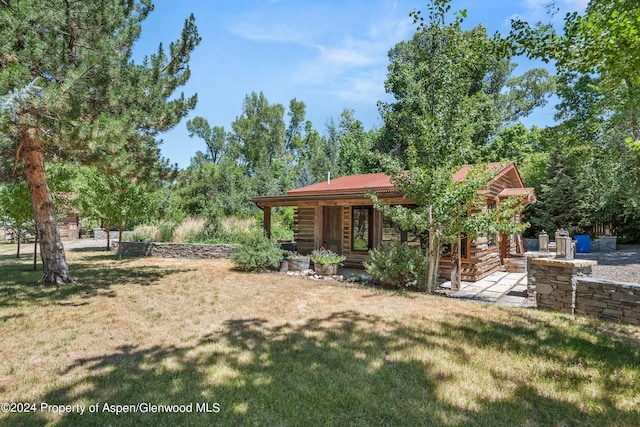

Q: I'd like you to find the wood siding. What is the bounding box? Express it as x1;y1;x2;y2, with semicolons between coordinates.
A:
440;237;501;281
293;207;315;254
273;164;531;281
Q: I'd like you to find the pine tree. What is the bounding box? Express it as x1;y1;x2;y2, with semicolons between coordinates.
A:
0;0;200;284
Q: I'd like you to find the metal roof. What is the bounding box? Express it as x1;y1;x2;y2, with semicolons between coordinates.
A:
287;162;511;196
286;172;396;196
251;162;533;206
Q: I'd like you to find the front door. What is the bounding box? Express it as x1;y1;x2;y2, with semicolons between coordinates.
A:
323;206;343;254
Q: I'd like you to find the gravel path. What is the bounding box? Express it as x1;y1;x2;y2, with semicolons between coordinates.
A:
0;239;109;256
575;244;640;284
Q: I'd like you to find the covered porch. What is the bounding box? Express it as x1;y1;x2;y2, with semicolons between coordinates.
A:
252;163;536;281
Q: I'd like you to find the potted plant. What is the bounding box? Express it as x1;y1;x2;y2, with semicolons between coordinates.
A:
310;247;346;275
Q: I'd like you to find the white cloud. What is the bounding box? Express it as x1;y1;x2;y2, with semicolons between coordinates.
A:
330;70;390;104
225;1;416;109
227;19;308;44
291;7;413;103
510;0;589;25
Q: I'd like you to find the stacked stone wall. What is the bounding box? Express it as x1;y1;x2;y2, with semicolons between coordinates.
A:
110;241;237;259
575;278;640;325
530;259;595;313
525;252;556;297
529;257;639;326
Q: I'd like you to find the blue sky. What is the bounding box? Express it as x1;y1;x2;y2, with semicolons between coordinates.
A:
133;0;589;169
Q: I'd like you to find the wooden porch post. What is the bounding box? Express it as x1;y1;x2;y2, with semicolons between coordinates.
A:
263;207;271;239
314;205;323;250
500;233;508;260
372;209;383;249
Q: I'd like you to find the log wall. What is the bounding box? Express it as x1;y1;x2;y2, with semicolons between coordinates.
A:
440;237;501;281
293;207;315;254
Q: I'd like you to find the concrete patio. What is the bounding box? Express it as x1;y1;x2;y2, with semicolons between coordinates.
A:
338;265;531;308
439;271;530;307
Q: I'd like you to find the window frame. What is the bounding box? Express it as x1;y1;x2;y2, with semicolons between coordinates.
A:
351;205;374;253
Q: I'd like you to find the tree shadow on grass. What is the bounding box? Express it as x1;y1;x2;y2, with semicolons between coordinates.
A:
3;311;639;426
69;245;112;253
0;253;37;263
0;257;193;308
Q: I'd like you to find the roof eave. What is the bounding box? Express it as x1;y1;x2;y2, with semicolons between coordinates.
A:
252;191;407;207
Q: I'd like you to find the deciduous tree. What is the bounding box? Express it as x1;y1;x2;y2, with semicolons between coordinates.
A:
0;182;34;258
510;0;640;156
74;167;149;259
375;0;529;291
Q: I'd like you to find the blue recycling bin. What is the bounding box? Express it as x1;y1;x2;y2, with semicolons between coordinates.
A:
574;234;590;253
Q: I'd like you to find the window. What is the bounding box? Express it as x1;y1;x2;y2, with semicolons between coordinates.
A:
460;234;468;259
352;206;373;252
382;210;423;247
382;216;401;243
442;234;469;260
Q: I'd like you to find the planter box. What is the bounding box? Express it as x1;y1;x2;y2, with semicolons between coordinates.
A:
314;262;338;275
288;257;310;271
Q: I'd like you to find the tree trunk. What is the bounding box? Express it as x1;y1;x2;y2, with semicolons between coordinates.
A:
16;227;21;258
117;221;123;260
450;234;461;292
105;220;110;251
33;230;38;271
423;206;440;294
21;128;74;285
426;231;440;294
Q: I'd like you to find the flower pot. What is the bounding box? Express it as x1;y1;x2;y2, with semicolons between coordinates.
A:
314;262;338;275
288;257;310;271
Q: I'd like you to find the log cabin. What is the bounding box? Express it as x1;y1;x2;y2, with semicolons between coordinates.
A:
252;162;536;281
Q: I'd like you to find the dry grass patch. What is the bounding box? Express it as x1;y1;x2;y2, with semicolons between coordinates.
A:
1;248;639;426
172;217;207;242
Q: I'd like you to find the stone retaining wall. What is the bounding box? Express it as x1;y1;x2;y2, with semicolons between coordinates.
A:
596;236;617;252
531;258;597;314
575;278;640;325
525;251;556;297
529;256;640;326
110;241;237;259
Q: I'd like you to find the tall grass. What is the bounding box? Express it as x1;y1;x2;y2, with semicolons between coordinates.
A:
129;215;293;244
129;224;160;241
172;217;207;242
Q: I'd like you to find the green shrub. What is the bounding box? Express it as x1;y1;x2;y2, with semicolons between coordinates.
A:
232;233;284;272
364;243;427;290
270;223;294;241
130;224;159;241
159;223;176;242
310;248;346;265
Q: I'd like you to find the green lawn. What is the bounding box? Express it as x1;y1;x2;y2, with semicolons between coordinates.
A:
1;249;639;426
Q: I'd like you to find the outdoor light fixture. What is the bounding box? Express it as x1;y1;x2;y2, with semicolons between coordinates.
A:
555;229;573;259
538;230;549;252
